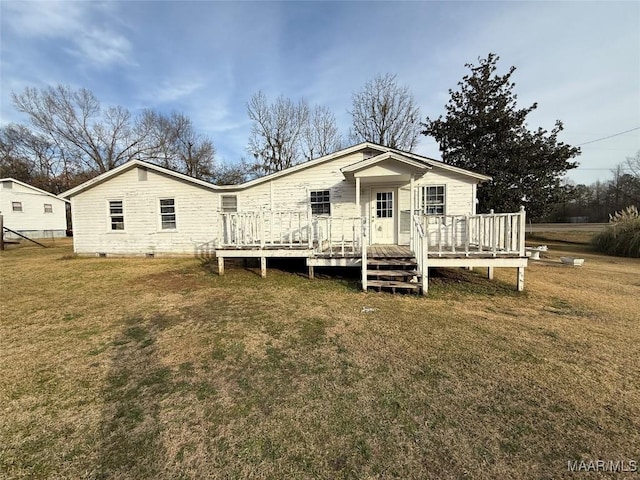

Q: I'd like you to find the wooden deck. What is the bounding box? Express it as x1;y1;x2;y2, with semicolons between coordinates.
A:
368;245;413;258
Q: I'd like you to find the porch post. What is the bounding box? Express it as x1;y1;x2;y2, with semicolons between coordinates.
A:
409;175;415;250
355;177;361;216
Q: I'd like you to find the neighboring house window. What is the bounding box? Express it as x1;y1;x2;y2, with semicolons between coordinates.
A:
12;201;22;212
160;198;176;229
44;203;53;213
310;190;330;215
109;200;125;230
221;195;237;213
421;185;446;215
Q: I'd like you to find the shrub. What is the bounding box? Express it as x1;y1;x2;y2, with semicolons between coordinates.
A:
591;205;640;258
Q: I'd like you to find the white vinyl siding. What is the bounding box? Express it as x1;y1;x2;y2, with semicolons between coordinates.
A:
160;198;176;229
0;179;68;238
69;168;218;255
109;200;125;230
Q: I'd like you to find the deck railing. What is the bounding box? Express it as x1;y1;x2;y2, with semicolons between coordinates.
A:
419;206;526;256
219;211;363;255
412;214;428;294
220;207;526;258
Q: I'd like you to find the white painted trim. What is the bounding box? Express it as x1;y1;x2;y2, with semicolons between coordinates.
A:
157;196;178;232
1;178;70;202
340;151;430;174
60;160;221;198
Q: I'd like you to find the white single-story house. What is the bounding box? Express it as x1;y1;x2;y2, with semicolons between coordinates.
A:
61;143;528;293
0;178;69;239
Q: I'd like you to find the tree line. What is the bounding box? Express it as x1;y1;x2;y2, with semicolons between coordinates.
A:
548;152;640;223
6;54;628;221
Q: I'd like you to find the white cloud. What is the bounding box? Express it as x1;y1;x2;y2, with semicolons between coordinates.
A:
2;0;133;68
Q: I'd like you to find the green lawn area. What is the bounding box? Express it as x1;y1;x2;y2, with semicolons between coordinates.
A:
1;239;639;479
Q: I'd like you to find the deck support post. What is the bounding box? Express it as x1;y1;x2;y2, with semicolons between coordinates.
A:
517;267;525;291
217;256;225;276
421;266;428;295
487;266;494;280
361;222;368;291
260;257;267;278
308;265;314;279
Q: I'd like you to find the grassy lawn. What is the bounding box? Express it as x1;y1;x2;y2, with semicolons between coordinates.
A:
1;239;639;479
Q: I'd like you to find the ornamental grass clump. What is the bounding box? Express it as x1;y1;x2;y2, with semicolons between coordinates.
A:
591;205;640;258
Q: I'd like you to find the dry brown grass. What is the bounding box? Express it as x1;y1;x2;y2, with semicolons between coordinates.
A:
1;239;639;479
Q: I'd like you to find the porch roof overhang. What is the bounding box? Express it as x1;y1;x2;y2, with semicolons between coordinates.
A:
340;151;430;183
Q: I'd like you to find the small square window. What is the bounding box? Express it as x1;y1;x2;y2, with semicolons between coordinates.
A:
44;203;53;213
12;202;22;212
221;195;237;213
310;190;330;215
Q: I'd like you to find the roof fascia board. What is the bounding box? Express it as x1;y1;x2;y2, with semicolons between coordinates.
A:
0;177;70;203
341;151;430;174
60;160;220;198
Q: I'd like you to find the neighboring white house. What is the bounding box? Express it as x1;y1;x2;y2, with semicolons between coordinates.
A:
62;143;528;293
0;178;68;239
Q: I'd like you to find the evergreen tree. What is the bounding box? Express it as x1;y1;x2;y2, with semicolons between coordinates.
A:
423;54;580;219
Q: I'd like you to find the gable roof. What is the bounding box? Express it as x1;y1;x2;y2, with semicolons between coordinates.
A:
0;178;70;203
218;142;491;190
60;159;221;198
60;142;492;198
340;151;431;175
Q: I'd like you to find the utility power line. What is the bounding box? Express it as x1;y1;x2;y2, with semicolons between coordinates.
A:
576;127;640;146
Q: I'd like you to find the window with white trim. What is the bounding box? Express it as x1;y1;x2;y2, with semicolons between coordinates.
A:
160;198;176;229
310;190;330;215
44;203;53;213
109;200;124;230
221;195;237;213
421;185;446;215
12;201;22;212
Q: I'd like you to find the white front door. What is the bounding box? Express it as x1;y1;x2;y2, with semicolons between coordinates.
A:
371;188;396;244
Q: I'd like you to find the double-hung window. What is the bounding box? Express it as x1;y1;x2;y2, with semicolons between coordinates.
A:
421;185;446;215
160;199;176;229
44;203;53;213
310;190;330;215
12;201;22;212
109;200;124;230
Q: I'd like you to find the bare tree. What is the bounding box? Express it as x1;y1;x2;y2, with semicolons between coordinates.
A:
247;91;310;175
301;105;343;161
349;73;421;151
626;150;640;179
0;123;79;192
211;159;251;185
12;85;153;173
143;110;216;180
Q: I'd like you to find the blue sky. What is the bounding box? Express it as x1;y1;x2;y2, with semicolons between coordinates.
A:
1;1;639;185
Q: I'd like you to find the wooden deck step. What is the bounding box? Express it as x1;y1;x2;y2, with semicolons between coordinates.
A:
367;258;417;267
367;279;421;291
367;269;418;278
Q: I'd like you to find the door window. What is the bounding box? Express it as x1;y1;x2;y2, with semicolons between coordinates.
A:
376;192;393;218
